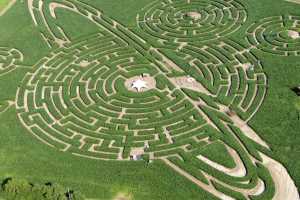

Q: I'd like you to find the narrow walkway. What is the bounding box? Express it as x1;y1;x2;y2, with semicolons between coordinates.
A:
162;158;235;200
286;0;300;4
0;0;17;16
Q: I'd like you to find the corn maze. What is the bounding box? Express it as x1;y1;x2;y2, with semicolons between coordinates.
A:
137;0;247;42
247;15;300;56
0;0;299;199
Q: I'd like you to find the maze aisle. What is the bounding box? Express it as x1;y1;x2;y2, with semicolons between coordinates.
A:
160;39;267;121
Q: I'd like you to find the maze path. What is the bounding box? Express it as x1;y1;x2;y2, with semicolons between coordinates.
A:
247;15;300;56
0;0;17;16
16;32;210;161
160;39;267;122
0;47;23;76
138;0;247;43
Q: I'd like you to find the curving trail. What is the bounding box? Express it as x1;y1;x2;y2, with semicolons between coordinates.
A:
0;0;16;16
286;0;300;4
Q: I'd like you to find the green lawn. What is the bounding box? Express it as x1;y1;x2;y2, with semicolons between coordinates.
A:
0;0;11;12
0;107;218;200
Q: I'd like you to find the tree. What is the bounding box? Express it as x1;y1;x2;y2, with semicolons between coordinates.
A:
0;178;85;200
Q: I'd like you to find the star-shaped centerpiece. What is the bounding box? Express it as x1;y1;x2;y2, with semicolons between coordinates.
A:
131;79;148;92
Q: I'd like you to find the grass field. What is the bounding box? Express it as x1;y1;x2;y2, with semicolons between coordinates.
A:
0;0;14;15
0;0;10;10
0;0;299;199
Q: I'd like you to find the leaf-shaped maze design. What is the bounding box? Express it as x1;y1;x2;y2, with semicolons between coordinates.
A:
13;0;300;199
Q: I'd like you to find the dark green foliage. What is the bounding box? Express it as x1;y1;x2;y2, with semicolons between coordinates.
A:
199;141;236;169
0;178;84;200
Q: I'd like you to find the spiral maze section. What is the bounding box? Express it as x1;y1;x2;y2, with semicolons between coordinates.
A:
137;0;247;43
16;32;208;160
247;15;300;56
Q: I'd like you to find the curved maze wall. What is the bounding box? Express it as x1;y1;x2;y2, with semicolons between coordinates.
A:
138;0;247;43
16;32;206;160
161;39;267;121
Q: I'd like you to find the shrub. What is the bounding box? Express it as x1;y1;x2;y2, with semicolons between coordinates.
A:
0;178;85;200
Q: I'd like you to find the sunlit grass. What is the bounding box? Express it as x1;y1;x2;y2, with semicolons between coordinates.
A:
0;0;11;12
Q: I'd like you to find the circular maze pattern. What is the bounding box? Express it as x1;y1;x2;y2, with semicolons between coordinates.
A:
16;32;210;160
16;30;267;161
0;47;23;75
162;39;267;121
247;15;300;56
138;0;247;43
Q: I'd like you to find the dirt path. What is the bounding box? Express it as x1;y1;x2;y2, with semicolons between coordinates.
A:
197;145;247;177
163;158;235;200
218;105;269;149
0;0;16;16
286;0;300;4
260;153;300;200
113;193;132;200
169;76;211;95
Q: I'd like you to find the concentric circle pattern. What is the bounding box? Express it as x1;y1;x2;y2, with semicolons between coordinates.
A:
16;32;267;161
247;15;300;56
16;33;211;160
138;0;247;43
162;39;267;121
